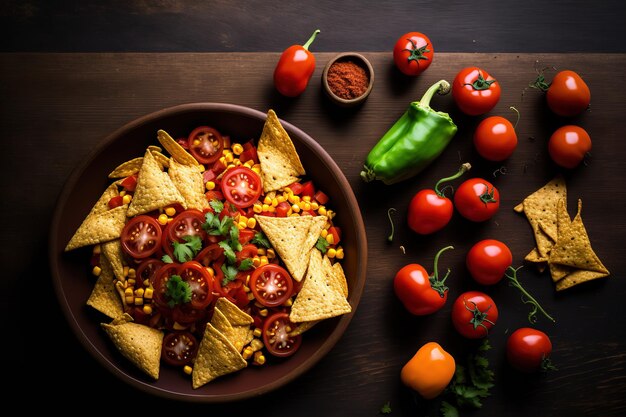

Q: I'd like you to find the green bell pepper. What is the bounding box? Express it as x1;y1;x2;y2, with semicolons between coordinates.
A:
360;79;457;185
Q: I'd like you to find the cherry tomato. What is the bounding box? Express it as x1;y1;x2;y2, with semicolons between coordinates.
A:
451;291;498;339
393;246;453;315
120;215;162;259
452;67;501;116
548;125;592;169
220;279;250;309
194;243;224;267
166;209;207;246
187;126;224;165
221;166;262;208
274;29;320;97
151;263;179;309
120;174;138;191
454;178;500;222
108;195;124;209
262;312;302;357
393;32;434;76
161;331;198;366
250;264;294;307
178;261;213;310
473;116;518;161
506;328;555;373
136;259;164;287
466;239;512;285
546;70;590;117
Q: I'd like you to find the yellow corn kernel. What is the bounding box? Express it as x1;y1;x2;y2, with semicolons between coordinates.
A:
266;205;275;213
144;287;154;299
122;265;130;277
327;248;337;259
257;247;266;256
266;248;275;259
122;194;132;205
219;156;226;165
252;256;261;267
283;298;293;307
239;215;248;224
125;296;134;305
124;287;133;296
134;297;143;306
327;210;335;219
167;217;173;223
318;206;327;216
142;304;153;315
158;213;169;225
222;148;230;155
224;153;234;163
262;195;271;205
164;206;176;217
119;190;127;197
288;194;300;204
251;166;261;175
127;268;136;279
320;229;328;238
303;202;311;211
92;244;102;255
183;365;193;375
253;203;263;213
276;195;285;203
92;266;102;276
243;159;255;168
246;217;257;229
205;267;215;277
205;181;216;191
127;278;136;287
247;291;255;301
262;203;270;212
291;204;301;213
242;346;254;360
250;338;264;352
253;351;266;365
238;220;247;229
289;213;300;217
259;256;269;266
172;321;187;331
283;187;293;195
326;234;335;245
134;287;145;297
336;247;344;259
232;143;244;155
234;158;242;166
259;308;268;317
302;195;311;202
253;328;262;338
271;198;278;207
227;163;236;169
311;202;319;211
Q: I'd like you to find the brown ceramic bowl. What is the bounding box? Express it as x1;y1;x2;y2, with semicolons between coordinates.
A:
322;52;374;107
49;103;367;402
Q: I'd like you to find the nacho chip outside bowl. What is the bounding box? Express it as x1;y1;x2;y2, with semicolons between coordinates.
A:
49;103;367;402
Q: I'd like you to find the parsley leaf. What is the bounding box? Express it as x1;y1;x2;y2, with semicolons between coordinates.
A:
209;199;224;214
315;236;330;253
251;231;271;248
238;257;254;271
172;235;203;263
229;225;242;252
203;211;234;236
380;401;392;414
221;263;239;286
440;401;459;417
219;240;237;264
161;254;174;264
165;275;191;308
446;339;495;411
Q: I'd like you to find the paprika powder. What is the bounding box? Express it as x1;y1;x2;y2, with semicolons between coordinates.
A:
326;60;370;100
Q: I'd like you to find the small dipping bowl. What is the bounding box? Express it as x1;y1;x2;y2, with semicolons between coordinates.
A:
322;53;374;107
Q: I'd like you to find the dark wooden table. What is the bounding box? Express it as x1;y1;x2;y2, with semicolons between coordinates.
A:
4;51;625;416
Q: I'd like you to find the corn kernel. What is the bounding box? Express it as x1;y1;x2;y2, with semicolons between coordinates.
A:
124;287;133;295
252;257;261;267
92;245;102;255
238;220;247;229
122;194;132;205
284;187;293;195
134;287;145;297
290;213;300;217
253;203;263;213
259;309;268;317
257;248;266;256
247;291;255;301
205;267;214;277
246;217;257;229
327;210;335;219
127;278;136;287
262;204;270;212
320;229;328;238
164;206;176;217
244;159;255;168
303;202;311;211
302;195;311;202
158;213;169;225
232;143;244;155
277;195;285;203
260;256;269;266
172;321;187;331
318;206;327;216
144;287;154;299
250;338;264;351
336;247;344;259
327;248;337;258
326;234;335;245
127;268;136;279
252;166;261;175
234;158;242;166
291;204;301;213
253;351;266;365
266;248;275;259
311;202;319;211
253;328;262;338
266;205;275;213
205;181;216;191
183;365;193;375
224;153;234;163
242;347;254;360
283;298;293;307
142;304;153;315
122;265;129;277
125;296;134;304
288;194;300;204
134;297;143;306
219;156;226;165
92;266;102;276
271;198;278;207
119;190;126;197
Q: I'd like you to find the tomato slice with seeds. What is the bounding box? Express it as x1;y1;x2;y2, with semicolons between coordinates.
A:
120;215;162;259
167;209;207;245
221;167;262;208
135;258;164;287
194;243;224;267
187;126;224;164
263;312;301;357
179;261;213;310
250;264;293;307
161;331;198;366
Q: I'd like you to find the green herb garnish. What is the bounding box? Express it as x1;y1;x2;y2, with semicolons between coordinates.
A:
315;236;330;253
251;231;271;248
172;235;203;263
380;401;392;414
165;275;192;307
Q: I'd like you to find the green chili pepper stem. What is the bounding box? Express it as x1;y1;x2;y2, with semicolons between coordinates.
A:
510;106;520;129
387;208;396;242
434;163;472;197
302;29;320;50
417;79;451;111
429;246;454;297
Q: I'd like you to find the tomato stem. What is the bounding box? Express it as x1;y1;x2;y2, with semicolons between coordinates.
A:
435;163;472;197
387;207;396;242
478;184;498;205
463;300;495;331
509;106;520;129
429;246;454;297
464;71;496;91
505;266;556;323
302;29;320;50
403;38;431;63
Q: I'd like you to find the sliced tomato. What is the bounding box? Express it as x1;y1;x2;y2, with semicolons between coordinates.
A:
194;243;224;267
220;280;250;309
167;209;207;244
275;201;291;217
151;263;180;309
120;174;138;191
300;181;315;198
239;142;259;164
120;215;162;259
108;195;124;209
238;229;256;245
250;264;293;307
205;190;224;205
263;312;302;357
202;169;217;184
187;126;224;164
314;190;329;205
327;226;341;245
221;167;262;208
179;261;213;310
176;137;189;149
136;259;164;287
162;331;198;366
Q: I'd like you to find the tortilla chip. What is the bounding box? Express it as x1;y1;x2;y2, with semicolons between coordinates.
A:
522;176;567;256
556;269;610;291
157;129;200;168
257;109;306;193
65;204;128;251
101;239;126;281
87;255;123;319
547;199;573;281
288;320;320;337
192;324;247;389
332;262;349;298
214;297;254;326
168;158;210;211
101;316;163;380
152;150;171;169
290;250;352;323
549;199;609;274
255;215;327;282
513;202;524;213
126;149;187;217
108;157;144;179
211;308;249;353
524;246;547;273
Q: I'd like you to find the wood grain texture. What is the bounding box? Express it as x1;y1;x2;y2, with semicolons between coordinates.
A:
3;53;625;416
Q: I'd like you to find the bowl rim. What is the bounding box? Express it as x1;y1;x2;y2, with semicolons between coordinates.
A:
322;52;375;105
48;102;368;402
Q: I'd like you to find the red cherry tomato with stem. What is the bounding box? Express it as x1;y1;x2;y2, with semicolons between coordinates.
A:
394;246;454;315
408;163;471;235
466;239;512;285
548;125;592;169
274;29;320;97
451;291;498;339
454;178;500;222
506;328;556;373
473;107;519;161
452;67;501;116
532;70;590;117
393;32;434;76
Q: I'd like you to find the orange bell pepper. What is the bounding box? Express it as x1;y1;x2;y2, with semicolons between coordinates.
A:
400;342;456;399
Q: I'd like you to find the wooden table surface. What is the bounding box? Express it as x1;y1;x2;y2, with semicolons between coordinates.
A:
4;52;626;416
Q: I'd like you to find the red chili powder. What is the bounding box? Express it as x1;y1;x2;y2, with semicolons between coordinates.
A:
327;60;369;100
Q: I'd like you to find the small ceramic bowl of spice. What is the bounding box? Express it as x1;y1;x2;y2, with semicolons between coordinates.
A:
322;53;374;107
